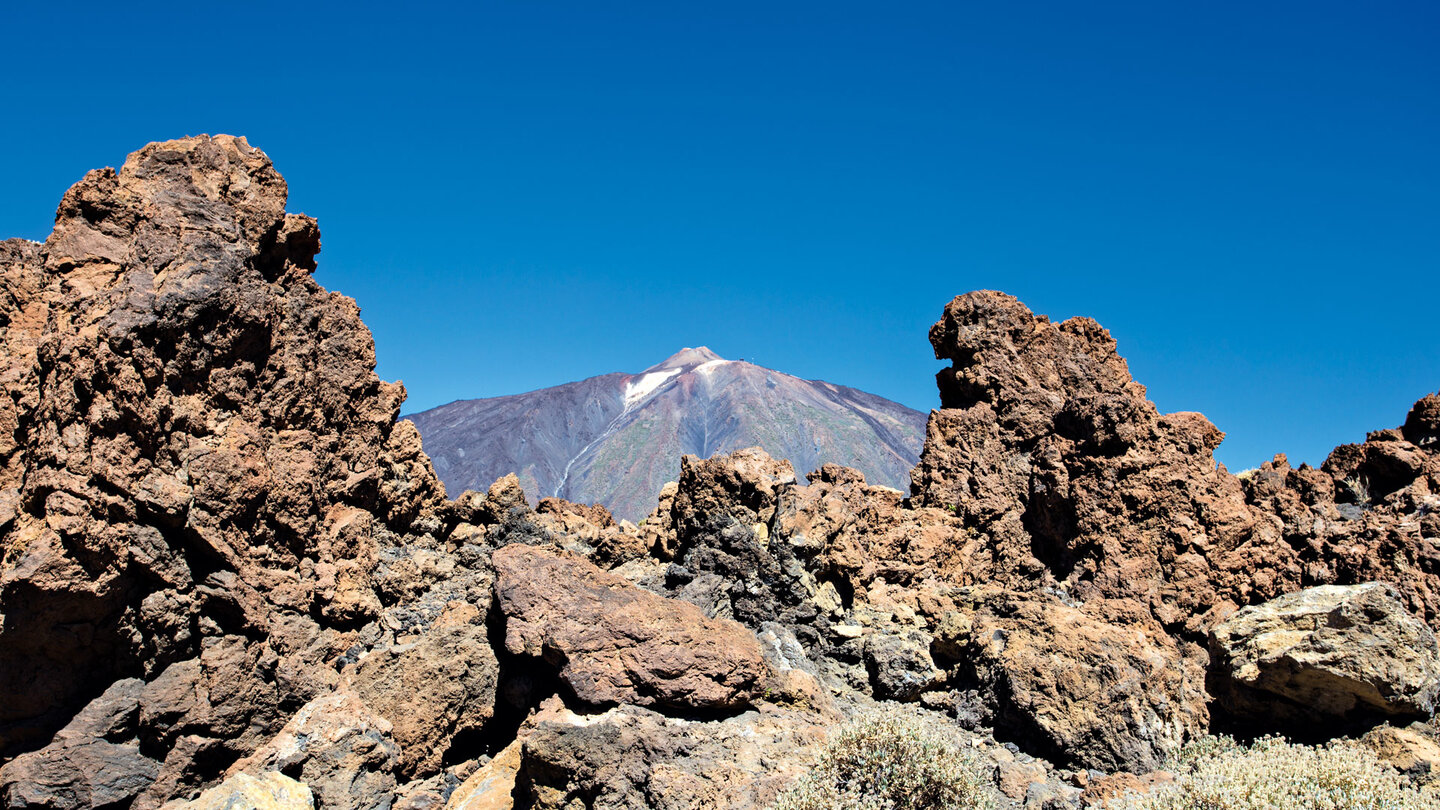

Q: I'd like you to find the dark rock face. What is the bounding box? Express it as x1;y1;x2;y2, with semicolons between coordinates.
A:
0;679;158;809
407;347;927;521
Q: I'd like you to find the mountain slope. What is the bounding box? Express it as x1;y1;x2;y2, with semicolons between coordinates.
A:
406;348;927;520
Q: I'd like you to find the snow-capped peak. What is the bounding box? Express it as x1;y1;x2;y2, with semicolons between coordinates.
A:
646;346;725;373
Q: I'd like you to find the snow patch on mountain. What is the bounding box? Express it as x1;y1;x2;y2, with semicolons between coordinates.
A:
624;369;681;407
694;359;730;376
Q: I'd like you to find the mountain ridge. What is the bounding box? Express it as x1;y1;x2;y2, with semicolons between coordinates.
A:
406;347;927;520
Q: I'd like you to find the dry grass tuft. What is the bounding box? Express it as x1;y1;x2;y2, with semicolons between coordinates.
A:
1105;735;1440;810
771;708;999;810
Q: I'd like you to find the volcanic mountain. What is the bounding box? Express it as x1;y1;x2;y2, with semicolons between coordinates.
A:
406;347;927;520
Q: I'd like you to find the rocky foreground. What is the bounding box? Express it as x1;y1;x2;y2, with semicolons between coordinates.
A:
0;136;1438;809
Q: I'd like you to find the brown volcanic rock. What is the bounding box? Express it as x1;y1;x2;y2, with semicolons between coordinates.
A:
912;291;1293;638
492;544;768;712
0;136;466;804
349;600;498;779
5;131;1439;807
1241;395;1440;626
945;592;1208;772
0;679;159;809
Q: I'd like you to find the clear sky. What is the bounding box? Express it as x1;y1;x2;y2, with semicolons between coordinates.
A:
2;1;1435;471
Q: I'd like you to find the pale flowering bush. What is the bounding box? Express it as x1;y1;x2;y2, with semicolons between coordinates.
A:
770;709;999;810
1106;735;1440;810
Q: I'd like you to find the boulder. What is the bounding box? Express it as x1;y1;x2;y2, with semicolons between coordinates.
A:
492;544;768;712
1362;723;1440;781
513;702;826;809
1209;582;1440;726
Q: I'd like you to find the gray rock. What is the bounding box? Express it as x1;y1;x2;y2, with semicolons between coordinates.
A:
1209;582;1440;725
0;679;158;809
863;633;943;701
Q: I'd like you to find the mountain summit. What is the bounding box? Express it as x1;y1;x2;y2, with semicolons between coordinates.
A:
407;349;927;520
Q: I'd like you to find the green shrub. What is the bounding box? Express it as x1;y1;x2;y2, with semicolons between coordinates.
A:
771;709;998;810
1105;735;1440;810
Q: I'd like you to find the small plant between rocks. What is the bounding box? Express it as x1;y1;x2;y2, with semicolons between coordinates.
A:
770;708;999;810
1103;735;1440;810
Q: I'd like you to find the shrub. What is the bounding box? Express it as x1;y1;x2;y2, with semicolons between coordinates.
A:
771;709;999;810
1105;735;1440;810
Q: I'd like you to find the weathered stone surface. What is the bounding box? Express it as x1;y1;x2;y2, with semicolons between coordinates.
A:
863;632;944;702
0;678;158;809
229;691;399;810
350;601;499;779
1362;723;1440;781
0;739;157;809
912;291;1291;639
946;592;1208;772
1210;583;1440;725
161;772;314;810
513;703;826;810
493;544;768;712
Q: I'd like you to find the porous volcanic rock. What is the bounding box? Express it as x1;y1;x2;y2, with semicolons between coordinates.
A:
511;701;828;810
911;291;1293;639
0;136;475;805
646;442;1210;771
492;544;769;712
944;592;1207;772
7;136;1440;807
1240;393;1440;626
1209;582;1440;726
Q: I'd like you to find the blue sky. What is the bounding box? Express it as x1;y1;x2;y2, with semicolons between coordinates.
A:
2;1;1435;471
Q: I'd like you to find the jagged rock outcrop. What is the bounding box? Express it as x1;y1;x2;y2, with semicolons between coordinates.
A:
911;291;1293;638
634;293;1440;772
0;136;476;807
1240;394;1440;626
1209;582;1440;726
